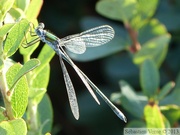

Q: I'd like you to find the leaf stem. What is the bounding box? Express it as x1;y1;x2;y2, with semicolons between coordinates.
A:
124;22;141;53
0;61;14;120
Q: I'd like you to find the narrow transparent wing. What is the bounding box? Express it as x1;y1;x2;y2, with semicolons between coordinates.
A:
60;25;114;54
80;25;114;47
58;47;100;105
59;47;127;122
61;37;86;54
59;56;79;120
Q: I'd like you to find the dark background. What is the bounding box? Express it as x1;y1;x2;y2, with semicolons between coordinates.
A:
37;0;126;135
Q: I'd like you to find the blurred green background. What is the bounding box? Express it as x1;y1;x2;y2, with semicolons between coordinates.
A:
33;0;180;135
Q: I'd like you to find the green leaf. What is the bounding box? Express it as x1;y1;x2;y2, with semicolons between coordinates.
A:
14;0;30;11
140;59;159;98
28;45;53;103
0;23;15;43
157;81;175;101
6;63;28;118
32;45;55;76
19;40;39;57
130;0;159;29
0;118;27;135
4;19;30;57
160;105;180;126
10;59;40;90
144;104;165;128
138;19;167;44
137;0;158;19
29;64;50;104
133;34;171;67
38;94;53;134
8;7;25;20
160;72;180;106
96;0;137;22
19;19;39;56
25;0;43;21
0;0;15;22
119;80;145;118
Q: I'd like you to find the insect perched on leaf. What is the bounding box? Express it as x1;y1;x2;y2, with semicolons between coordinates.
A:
24;23;127;122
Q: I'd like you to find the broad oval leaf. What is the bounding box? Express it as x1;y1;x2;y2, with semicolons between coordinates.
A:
38;94;53;134
10;59;40;90
0;118;27;135
29;64;50;104
137;0;158;20
119;80;146;118
19;19;39;56
133;34;171;67
144;104;165;128
138;19;167;44
140;59;159;98
4;19;30;57
6;63;28;118
96;0;137;22
32;45;55;77
130;0;159;29
28;45;54;104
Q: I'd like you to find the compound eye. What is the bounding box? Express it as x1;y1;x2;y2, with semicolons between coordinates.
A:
35;29;43;36
38;23;45;29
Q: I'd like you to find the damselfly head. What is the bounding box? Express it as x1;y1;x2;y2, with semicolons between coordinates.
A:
37;23;45;29
35;23;45;36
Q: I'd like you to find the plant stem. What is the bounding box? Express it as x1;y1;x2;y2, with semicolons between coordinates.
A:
0;60;14;120
27;100;39;133
0;20;15;120
124;22;141;53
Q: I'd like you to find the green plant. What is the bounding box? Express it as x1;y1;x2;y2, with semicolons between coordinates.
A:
80;0;180;132
0;0;53;134
68;0;180;133
1;0;180;134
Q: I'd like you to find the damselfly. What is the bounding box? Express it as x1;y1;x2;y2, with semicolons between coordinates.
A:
24;23;127;122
